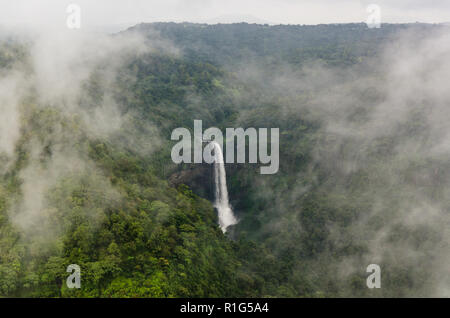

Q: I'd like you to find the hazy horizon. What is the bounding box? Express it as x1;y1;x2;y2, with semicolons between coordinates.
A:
0;0;449;33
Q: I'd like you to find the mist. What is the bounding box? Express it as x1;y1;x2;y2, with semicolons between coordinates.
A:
1;12;449;298
224;26;450;296
0;25;172;251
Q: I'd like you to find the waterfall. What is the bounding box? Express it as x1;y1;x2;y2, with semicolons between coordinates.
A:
212;142;237;232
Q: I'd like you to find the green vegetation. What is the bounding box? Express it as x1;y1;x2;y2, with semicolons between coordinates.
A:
0;22;448;297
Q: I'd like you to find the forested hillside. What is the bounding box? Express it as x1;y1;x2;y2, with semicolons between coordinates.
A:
0;22;449;297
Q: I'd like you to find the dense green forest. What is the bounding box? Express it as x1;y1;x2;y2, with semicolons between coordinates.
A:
0;22;449;297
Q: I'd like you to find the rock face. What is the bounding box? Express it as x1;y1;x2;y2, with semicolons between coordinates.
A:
169;163;214;200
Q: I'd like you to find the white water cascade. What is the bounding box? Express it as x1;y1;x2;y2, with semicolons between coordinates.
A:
211;142;238;232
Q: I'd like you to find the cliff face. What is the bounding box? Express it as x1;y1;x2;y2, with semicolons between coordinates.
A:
169;163;214;200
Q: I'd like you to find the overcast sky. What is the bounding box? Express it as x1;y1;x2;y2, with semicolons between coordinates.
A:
1;0;449;32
